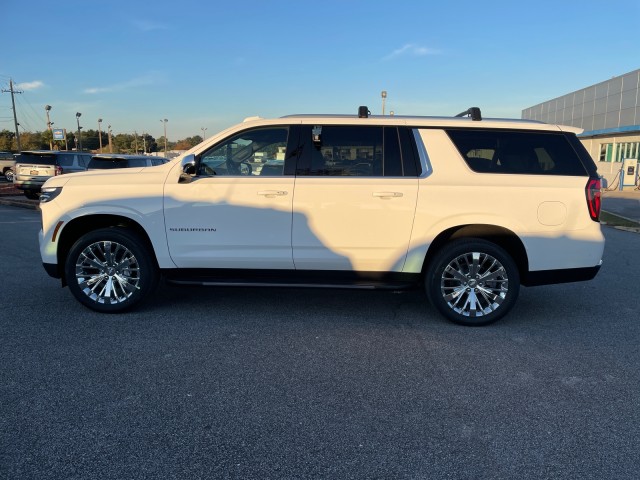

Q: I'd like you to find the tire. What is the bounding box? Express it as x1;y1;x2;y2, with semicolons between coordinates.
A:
65;228;159;313
425;238;520;326
24;190;40;200
4;168;14;182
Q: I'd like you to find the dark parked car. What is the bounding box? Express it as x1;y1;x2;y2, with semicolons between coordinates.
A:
87;154;168;170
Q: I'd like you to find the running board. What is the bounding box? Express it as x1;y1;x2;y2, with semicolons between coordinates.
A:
162;268;420;290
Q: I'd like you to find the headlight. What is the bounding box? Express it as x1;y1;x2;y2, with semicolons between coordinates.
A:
40;187;62;203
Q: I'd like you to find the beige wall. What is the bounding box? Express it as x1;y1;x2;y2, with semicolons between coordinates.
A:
579;133;640;185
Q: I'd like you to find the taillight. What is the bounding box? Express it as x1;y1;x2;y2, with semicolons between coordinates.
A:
586;177;601;222
55;165;63;176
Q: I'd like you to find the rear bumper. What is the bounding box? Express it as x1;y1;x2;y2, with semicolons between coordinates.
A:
14;180;44;192
522;263;602;287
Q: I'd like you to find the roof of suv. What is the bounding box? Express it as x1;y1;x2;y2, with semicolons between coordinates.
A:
242;111;583;134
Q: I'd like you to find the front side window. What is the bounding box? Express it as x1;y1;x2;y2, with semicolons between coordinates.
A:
199;127;289;176
446;129;588;176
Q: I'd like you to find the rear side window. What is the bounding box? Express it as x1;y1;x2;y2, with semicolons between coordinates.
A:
296;126;410;177
88;157;146;169
446;129;589;176
57;154;76;167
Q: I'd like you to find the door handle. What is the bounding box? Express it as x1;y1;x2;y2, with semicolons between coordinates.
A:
257;190;288;198
372;191;403;199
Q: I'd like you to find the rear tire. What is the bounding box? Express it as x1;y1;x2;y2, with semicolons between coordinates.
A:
425;238;520;326
65;228;158;313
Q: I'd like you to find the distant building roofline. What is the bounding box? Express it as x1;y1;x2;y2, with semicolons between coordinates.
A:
579;125;640;138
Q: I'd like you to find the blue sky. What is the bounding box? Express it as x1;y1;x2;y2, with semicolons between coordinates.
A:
2;0;639;141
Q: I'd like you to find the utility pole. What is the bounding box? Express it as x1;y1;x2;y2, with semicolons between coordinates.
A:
107;125;113;153
134;131;138;154
2;79;23;151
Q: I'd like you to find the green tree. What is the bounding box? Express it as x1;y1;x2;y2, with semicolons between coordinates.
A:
174;136;203;150
0;130;15;151
19;131;47;150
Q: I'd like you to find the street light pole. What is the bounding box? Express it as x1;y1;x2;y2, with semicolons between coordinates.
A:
45;105;53;150
201;127;207;141
98;118;103;152
107;125;113;153
75;112;82;151
160;118;168;155
381;90;387;116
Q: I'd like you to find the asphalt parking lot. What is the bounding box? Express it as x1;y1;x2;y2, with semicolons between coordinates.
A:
1;204;639;479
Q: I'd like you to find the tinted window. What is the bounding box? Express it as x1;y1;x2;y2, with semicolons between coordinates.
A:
88;157;148;169
57;154;76;167
296;126;406;177
446;129;588;176
16;153;57;166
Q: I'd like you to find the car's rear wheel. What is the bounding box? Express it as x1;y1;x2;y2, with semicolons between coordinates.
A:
4;168;14;182
65;228;158;312
425;239;520;326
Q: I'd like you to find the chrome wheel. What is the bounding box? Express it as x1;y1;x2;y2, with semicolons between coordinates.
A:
75;240;141;305
426;239;520;326
440;251;508;317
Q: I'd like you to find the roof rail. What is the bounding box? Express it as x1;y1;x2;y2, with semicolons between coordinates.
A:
455;107;482;121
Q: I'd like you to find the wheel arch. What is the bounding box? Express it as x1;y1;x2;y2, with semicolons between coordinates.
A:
422;224;529;279
57;214;158;285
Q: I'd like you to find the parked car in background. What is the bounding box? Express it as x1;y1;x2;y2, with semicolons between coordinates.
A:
0;151;15;182
87;154;168;170
14;151;91;199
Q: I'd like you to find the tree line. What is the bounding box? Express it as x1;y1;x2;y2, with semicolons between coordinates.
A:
0;129;205;154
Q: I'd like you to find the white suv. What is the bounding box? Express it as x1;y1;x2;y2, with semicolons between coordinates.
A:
38;107;604;326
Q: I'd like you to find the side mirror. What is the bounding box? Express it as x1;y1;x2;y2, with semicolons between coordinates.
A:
181;154;196;175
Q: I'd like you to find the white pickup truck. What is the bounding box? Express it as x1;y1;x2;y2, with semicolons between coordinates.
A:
0;152;15;182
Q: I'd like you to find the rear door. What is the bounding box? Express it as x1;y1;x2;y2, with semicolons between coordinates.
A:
292;125;419;272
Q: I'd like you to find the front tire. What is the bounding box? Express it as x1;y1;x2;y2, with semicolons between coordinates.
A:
425;239;520;326
65;228;158;313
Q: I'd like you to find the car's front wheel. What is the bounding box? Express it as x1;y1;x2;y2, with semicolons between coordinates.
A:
425;239;520;326
4;168;14;182
65;228;158;312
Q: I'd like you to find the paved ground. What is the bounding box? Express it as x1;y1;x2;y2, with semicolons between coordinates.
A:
601;189;640;223
1;205;639;479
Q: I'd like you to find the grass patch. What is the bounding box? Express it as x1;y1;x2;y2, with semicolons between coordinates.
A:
600;211;640;229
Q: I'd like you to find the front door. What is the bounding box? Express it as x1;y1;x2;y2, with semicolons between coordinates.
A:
164;126;297;269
